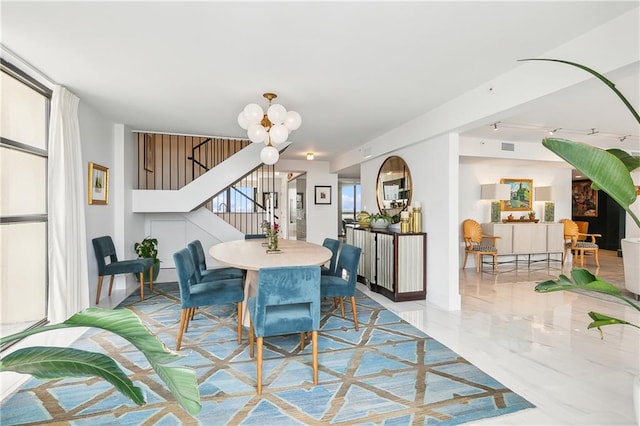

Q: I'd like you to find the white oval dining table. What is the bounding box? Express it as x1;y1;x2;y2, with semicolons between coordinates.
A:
209;238;332;327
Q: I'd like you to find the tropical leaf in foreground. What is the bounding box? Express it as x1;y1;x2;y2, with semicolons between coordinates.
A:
0;307;201;415
0;347;145;405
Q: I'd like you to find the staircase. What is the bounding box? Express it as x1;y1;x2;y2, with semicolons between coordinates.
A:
131;132;287;267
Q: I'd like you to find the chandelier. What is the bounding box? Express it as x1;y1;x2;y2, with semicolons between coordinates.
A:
237;92;302;165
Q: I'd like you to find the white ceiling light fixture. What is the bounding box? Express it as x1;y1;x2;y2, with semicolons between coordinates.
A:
237;92;302;165
306;152;314;160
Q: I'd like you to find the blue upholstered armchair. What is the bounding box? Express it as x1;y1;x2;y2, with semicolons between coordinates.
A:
187;240;244;282
320;237;341;276
320;244;362;331
92;236;154;304
248;265;321;394
173;248;245;351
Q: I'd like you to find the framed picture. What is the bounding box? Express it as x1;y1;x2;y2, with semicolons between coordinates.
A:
314;186;331;205
263;192;278;209
144;133;154;172
88;162;109;205
500;178;533;211
572;180;598;217
296;192;303;209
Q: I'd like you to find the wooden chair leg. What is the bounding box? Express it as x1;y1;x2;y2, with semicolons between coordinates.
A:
493;254;498;271
350;296;359;331
256;336;264;394
462;251;469;269
476;254;481;272
96;276;104;305
249;321;254;358
579;249;585;267
139;272;145;301
176;308;188;350
149;265;154;291
312;330;318;385
107;275;115;296
237;302;242;344
594;250;600;267
300;333;305;351
339;297;345;318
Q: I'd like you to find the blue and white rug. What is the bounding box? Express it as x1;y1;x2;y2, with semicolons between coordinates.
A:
1;283;534;425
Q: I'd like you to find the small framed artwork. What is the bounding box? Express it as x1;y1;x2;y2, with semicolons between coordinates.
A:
144;133;154;172
314;186;332;205
500;178;533;211
296;192;304;209
88;162;109;205
263;192;278;209
572;180;598;217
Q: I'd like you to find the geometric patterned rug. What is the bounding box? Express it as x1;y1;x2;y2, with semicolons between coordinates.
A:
1;282;534;425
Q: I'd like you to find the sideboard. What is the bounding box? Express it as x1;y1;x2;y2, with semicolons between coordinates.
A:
345;226;426;301
481;222;564;265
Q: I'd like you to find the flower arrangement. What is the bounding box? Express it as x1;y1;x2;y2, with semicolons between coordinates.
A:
262;220;280;251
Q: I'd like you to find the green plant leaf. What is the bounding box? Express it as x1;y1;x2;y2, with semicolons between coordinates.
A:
519;58;640;125
569;268;597;286
0;347;145;405
0;308;201;415
542;138;639;229
606;149;640;172
587;311;640;339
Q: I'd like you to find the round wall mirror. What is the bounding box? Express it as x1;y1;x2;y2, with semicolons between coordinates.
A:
376;156;412;217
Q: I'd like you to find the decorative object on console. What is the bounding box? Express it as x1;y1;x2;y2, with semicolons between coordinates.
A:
535;186;555;222
411;202;422;233
237;92;301;165
481;183;511;223
500;178;533;211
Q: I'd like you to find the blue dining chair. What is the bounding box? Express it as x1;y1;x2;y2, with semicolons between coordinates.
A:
173;248;245;350
245;233;266;240
187;240;244;282
248;265;321;394
320;244;362;331
320;237;341;275
92;236;154;304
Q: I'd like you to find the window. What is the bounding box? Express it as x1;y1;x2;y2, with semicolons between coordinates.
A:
341;183;361;221
211;186;257;213
0;61;51;344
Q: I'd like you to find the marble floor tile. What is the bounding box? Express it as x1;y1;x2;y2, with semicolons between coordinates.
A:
361;249;639;425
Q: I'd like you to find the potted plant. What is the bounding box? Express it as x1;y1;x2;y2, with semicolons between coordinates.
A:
522;58;640;421
369;212;393;229
134;236;160;282
0;307;201;415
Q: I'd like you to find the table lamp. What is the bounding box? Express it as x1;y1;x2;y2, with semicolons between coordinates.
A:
535;186;554;222
481;184;511;223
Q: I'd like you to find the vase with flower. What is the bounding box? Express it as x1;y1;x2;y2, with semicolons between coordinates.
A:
265;221;280;251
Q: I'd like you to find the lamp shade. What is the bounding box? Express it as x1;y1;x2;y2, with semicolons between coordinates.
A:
535;186;554;201
481;184;511;200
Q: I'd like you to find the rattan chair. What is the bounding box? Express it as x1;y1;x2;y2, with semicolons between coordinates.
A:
561;218;601;267
462;219;500;272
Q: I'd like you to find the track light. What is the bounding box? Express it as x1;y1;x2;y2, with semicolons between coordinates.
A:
548;128;561;135
492;122;499;131
588;128;599;135
619;135;628;142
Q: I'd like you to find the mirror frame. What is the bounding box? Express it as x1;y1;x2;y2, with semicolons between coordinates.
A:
375;155;412;217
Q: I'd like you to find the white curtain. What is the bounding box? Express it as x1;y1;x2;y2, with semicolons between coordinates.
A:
47;86;90;323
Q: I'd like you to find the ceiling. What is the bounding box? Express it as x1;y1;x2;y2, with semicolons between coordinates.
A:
2;2;638;177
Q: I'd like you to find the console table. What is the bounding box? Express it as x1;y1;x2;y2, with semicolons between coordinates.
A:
346;226;426;301
481;222;564;266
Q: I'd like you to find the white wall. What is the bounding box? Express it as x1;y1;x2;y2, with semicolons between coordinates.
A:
361;133;462;310
278;159;338;244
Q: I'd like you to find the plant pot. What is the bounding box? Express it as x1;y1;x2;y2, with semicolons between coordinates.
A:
621;238;640;300
134;261;160;283
370;218;389;229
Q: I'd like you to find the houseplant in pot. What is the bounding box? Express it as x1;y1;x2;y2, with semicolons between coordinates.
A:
369;212;393;229
522;58;639;421
134;236;160;282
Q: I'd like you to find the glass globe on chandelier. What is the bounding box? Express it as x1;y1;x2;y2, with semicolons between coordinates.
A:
237;92;302;165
